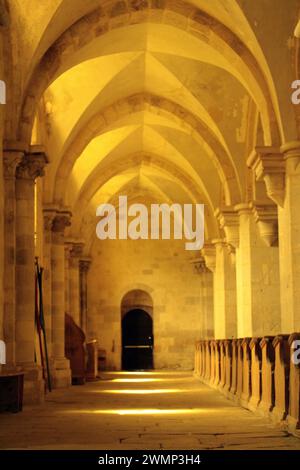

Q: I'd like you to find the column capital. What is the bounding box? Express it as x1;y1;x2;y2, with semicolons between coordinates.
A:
190;256;209;274
234;202;253;215
212;237;236;265
79;258;92;274
281;140;300;175
69;241;85;258
52;210;72;233
247;146;285;207
16;151;48;181
250;201;278;247
3;150;24;178
64;243;72;259
43;207;58;231
200;243;216;273
211;238;227;247
215;207;239;248
281;140;300;160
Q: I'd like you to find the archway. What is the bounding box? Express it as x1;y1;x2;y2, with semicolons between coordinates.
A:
121;289;154;370
122;309;153;371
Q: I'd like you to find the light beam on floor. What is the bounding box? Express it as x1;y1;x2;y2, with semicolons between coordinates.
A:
63;408;219;416
90;388;207;394
99;388;181;394
106;371;186;375
112;378;163;383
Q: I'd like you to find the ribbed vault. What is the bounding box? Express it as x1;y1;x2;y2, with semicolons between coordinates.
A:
4;0;299;256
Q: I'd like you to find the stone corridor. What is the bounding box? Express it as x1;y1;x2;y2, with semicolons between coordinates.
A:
0;371;299;450
2;2;300;452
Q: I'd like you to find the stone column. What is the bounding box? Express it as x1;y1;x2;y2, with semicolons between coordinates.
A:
42;208;57;360
278;143;300;332
192;256;214;339
15;151;47;403
2;150;23;366
68;242;84;326
64;244;71;316
235;203;280;338
247;144;300;333
51;210;72;388
0;31;4;365
212;239;237;339
79;258;91;337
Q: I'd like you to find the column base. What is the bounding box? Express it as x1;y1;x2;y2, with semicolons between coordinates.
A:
224;390;236;401
227;386;237;401
220;385;231;397
248;396;261;412
287;415;300;434
51;358;71;389
271;405;287;424
257;400;274;419
217;383;226;394
213;378;220;389
240;392;250;408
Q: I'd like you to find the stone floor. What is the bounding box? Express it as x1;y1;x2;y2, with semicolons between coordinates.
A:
0;371;300;450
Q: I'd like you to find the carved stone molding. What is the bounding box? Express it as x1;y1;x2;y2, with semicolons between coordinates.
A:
212;237;236;267
79;258;92;274
16;152;48;181
200;243;216;273
281;141;300;174
215;207;239;249
43;207;58;232
52;210;72;233
211;238;227;247
226;242;236;266
64;244;71;259
234;202;252;215
69;242;85;258
247;146;285;208
190;256;209;274
3;151;24;178
251;202;278;247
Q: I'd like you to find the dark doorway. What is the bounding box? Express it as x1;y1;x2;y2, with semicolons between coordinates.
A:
122;309;153;370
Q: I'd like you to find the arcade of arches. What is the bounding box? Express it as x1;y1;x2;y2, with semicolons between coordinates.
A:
0;0;300;448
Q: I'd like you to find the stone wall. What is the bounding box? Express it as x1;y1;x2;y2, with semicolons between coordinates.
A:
88;236;202;370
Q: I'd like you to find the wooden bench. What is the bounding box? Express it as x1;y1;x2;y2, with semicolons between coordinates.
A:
0;372;24;413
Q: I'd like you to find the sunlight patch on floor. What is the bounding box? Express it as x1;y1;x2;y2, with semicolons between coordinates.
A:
62;408;229;416
97;388;181;394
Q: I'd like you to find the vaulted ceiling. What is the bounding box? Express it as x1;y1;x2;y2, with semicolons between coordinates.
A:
4;0;299;252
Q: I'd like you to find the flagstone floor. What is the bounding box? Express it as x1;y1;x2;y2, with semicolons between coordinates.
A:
0;371;300;450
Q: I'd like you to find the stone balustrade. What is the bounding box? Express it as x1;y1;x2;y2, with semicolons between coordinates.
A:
287;333;300;431
258;336;275;417
194;334;300;434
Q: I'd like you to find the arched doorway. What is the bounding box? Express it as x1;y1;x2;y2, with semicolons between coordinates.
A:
122;309;153;370
121;290;154;370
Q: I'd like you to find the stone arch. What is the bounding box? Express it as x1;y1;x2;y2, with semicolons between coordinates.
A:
74;182;218;257
121;289;153;319
69;152;219;251
17;1;281;147
71;151;216;217
53;93;240;206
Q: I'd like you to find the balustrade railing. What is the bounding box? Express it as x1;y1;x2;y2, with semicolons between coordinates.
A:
194;334;300;434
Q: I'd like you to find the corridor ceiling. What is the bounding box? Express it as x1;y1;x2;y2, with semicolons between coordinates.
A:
5;0;300;251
